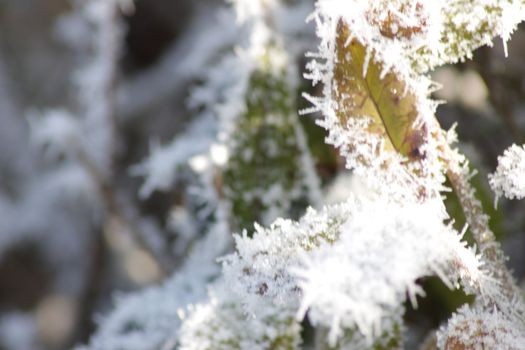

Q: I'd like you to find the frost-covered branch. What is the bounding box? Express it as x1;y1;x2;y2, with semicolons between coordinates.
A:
79;205;231;350
29;0;179;274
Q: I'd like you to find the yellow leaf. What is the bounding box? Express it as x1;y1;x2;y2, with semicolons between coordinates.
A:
333;20;425;161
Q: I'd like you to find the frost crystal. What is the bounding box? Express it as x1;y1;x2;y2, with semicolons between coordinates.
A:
180;198;345;349
423;0;525;69
79;218;231;350
292;197;483;345
178;281;301;350
489;144;525;202
437;303;525;350
132;114;216;198
221;194;483;346
304;0;449;202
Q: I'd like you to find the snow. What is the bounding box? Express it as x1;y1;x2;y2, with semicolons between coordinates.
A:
131;114;216;198
489;143;525;203
220;194;483;346
293;197;483;345
80;209;231;350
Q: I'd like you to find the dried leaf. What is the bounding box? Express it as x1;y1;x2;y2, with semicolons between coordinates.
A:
333;20;425;161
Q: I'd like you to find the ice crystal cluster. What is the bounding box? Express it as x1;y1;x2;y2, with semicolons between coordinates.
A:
489;143;525;202
15;0;523;349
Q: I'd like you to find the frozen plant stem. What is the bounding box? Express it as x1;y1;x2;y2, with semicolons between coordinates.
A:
442;142;520;302
71;0;173;275
76;146;172;276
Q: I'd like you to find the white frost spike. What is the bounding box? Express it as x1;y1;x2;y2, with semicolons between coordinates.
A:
223;193;484;346
489;144;525;204
291;197;485;345
131;108;217;198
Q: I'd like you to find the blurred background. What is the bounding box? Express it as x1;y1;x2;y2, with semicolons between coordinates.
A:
0;1;524;349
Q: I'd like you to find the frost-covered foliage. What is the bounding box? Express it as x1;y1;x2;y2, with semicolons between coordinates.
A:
295;1;525;347
135;0;321;232
79;214;231;350
82;0;525;348
489;143;525;202
3;0;525;349
293;199;483;344
221;196;483;346
437;303;525;349
82;0;322;348
32;0;130;172
178;280;302;350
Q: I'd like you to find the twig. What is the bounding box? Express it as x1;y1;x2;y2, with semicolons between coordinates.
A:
440;135;521;303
